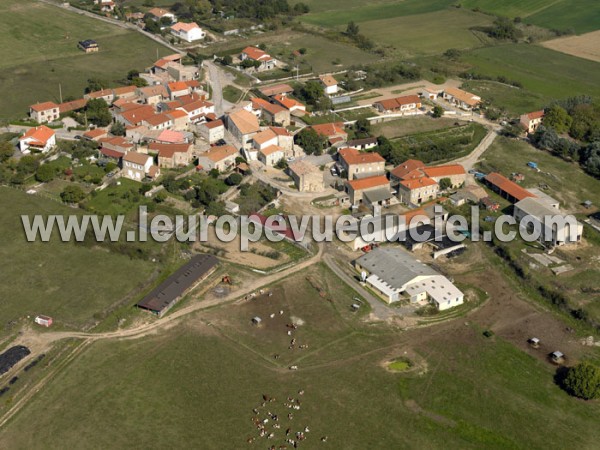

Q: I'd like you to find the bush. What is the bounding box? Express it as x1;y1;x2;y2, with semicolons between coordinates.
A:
561;362;600;400
225;173;243;186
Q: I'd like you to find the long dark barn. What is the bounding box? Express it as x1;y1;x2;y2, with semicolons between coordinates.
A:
136;254;219;317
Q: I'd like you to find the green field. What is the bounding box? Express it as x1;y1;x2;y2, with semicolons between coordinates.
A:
461;80;546;115
298;0;455;26
0;0;172;120
459;0;600;34
1;264;599;448
462;44;600;102
0;187;155;331
358;9;493;57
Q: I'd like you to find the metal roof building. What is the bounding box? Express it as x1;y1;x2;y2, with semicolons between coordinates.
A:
137;254;219;316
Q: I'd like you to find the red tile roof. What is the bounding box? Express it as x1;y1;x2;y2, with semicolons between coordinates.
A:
30;102;58;112
58;98;87;113
390;159;425;179
526;110;544;120
168;81;189;92
205;145;238;162
319;74;337;87
374;95;421;111
83;128;108;139
143;113;172;126
242;46;271;61
347;175;389;191
338;147;384;165
260;144;283;156
423;164;466;178
171;22;200;32
252;98;286;116
270;126;291;136
20;126;55;145
260;84;293;97
150;142;192;158
203;119;224;129
485;172;536;202
167;109;189;120
399;177;437;190
310;122;346;138
100;148;125;159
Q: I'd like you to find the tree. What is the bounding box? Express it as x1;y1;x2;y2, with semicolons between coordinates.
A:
346;21;359;37
443;48;462;60
110;122;126;136
85;99;112;127
61;185;86;204
35;164;56;182
274;158;288;170
221;55;233;66
439;178;452;190
354;118;371;137
17;155;38;174
543;105;572;134
154;190;168;203
432;105;444;118
225;172;243;186
0;141;14;163
297;80;324;106
561;362;600;400
85;78;107;94
130;77;148;87
295;127;325;155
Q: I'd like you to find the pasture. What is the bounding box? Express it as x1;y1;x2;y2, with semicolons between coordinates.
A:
298;0;454;27
0;0;171;120
462;44;600;102
357;9;493;58
458;0;600;34
460;80;546;115
0;187;155;332
1;262;599;448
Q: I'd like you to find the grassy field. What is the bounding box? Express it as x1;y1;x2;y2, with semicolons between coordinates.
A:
222;85;245;103
459;0;600;34
0;187;155;331
373;117;461;139
462;44;600;102
0;0;172;120
1;263;599;448
356;9;493;58
461;80;546;115
298;0;455;26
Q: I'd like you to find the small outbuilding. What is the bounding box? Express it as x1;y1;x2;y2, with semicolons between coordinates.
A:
528;337;540;348
550;351;565;363
252;317;262;325
34;315;53;327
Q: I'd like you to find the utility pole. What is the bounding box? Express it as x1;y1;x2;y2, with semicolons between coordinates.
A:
156;48;159;60
59;83;63;104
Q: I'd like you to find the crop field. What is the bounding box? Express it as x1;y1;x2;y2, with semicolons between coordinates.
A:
0;0;171;120
0;187;155;332
1;261;599;448
357;9;493;58
540;30;600;63
297;0;455;27
462;44;600;102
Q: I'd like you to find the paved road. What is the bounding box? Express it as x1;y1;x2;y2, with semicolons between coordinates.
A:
203;60;235;116
453;129;498;173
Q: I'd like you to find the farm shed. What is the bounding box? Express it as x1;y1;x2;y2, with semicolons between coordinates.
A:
137;254;219;316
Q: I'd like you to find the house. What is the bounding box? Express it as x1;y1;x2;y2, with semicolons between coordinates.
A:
99;136;134;154
153;129;188;144
338;147;385;180
273;95;306;116
142;113;174;131
258;145;285;167
99;1;115;12
520;110;545;134
345;137;378;151
260;84;294;97
421;88;441;100
288;160;324;193
29;102;59;123
198;145;238;172
442;87;481;110
83;128;108;141
252;128;278;151
100;147;125;161
138;85;168;105
227;109;260;149
450;185;487;206
355;247;464;309
270;127;294;155
422;164;466;188
166;109;190;131
251;98;290;126
346;175;391;206
136;254;218;317
319;74;338;95
240;47;276;71
397;177;438;206
148;8;176;23
178;100;215;123
116;104;156;127
19;126;56;154
373;95;422;114
390;159;426;183
122;152;156;181
167;81;191;99
198;119;225;144
78;39;99;53
170;22;205;42
149;142;193;168
484;172;536;203
309;122;347;146
513;197;582;246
